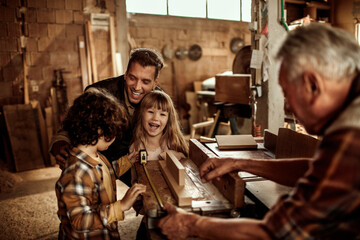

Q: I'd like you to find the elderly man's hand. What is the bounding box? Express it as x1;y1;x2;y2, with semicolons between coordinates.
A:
158;202;199;240
199;157;238;183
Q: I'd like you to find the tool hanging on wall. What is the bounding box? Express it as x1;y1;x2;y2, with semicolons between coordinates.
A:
230;37;245;54
188;44;202;61
53;69;69;123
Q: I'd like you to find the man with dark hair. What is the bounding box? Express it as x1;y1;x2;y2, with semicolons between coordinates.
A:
50;48;164;186
158;24;360;240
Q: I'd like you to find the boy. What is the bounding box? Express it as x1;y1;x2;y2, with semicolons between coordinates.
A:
56;89;146;239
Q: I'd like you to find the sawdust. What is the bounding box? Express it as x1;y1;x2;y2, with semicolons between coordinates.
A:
0;166;143;240
0;168;23;193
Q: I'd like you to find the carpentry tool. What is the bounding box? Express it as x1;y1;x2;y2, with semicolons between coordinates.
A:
139;150;164;209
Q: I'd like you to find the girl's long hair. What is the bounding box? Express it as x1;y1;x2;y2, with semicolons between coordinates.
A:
132;90;188;156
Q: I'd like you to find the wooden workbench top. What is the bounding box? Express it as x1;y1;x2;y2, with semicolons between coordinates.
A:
133;159;231;216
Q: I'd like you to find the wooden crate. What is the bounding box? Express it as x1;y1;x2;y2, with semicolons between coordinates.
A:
215;74;251;104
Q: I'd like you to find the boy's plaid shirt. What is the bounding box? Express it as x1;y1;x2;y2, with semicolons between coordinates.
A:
56;148;131;240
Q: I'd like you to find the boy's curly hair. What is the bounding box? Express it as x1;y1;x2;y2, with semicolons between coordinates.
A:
62;89;129;147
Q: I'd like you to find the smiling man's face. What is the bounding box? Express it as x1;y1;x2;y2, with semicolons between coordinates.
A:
125;61;159;105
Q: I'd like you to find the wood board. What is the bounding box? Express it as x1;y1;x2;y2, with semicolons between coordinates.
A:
134;161;176;214
263;129;277;154
159;160;193;206
3;104;45;171
215;74;251;104
31;100;51;166
78;36;89;90
165;151;185;186
275;128;319;159
189;139;245;207
134;160;219;212
215;134;257;150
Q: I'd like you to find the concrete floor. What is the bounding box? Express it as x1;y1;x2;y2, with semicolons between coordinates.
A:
0;166;142;240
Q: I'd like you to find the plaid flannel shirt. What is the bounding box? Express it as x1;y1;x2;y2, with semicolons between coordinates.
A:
264;95;360;240
56;147;132;240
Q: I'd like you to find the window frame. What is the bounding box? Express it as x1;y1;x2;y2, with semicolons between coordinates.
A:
126;0;252;22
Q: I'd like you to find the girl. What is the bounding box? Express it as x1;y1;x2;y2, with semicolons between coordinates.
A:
130;90;188;161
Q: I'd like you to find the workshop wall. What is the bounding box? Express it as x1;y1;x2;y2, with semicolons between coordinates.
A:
0;0;116;108
0;1;250;126
128;14;251;122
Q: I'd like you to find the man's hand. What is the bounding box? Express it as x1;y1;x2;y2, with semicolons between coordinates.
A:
51;141;70;170
199;157;237;183
158;202;198;240
120;183;146;211
128;149;138;164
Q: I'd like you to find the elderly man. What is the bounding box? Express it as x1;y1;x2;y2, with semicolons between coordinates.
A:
158;24;360;239
50;48;164;186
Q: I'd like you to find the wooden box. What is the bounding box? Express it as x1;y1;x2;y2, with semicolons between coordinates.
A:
215;74;251;104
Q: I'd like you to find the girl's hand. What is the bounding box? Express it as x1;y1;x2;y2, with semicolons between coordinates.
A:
120;183;146;211
128;149;138;164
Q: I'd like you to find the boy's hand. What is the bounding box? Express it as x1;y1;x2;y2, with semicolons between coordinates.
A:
52;141;70;170
120;183;146;211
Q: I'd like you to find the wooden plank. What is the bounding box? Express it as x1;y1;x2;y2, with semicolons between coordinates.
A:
215;74;251;104
189;139;245;207
31;100;51;166
263;129;277;154
189;138;217;167
134;161;176;214
166;151;185;186
159;160;193;207
205;142;271;160
78;36;89;90
3;104;45;171
109;16;117;77
86;21;98;83
84;22;93;85
215;134;257;150
23;53;29;104
275;128;319;159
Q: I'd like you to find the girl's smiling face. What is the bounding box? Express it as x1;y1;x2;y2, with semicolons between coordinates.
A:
142;106;169;138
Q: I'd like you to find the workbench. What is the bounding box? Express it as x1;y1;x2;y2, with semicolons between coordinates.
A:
133;158;234;239
205;142;293;210
134;138;298;239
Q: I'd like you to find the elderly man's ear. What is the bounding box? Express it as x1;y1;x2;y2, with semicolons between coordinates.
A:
303;71;323;104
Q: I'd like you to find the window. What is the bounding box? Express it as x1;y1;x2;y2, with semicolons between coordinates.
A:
126;0;167;15
208;0;240;21
169;0;206;18
126;0;252;22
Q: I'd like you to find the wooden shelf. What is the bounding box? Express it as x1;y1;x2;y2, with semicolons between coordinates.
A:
306;2;330;10
285;0;332;23
285;0;306;4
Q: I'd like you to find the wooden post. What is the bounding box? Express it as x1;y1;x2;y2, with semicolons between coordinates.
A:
86;21;98;83
78;36;89;90
109;16;117;77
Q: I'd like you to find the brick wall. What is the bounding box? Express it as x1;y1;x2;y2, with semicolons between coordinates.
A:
0;0;115;107
128;14;251;120
0;1;250;127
